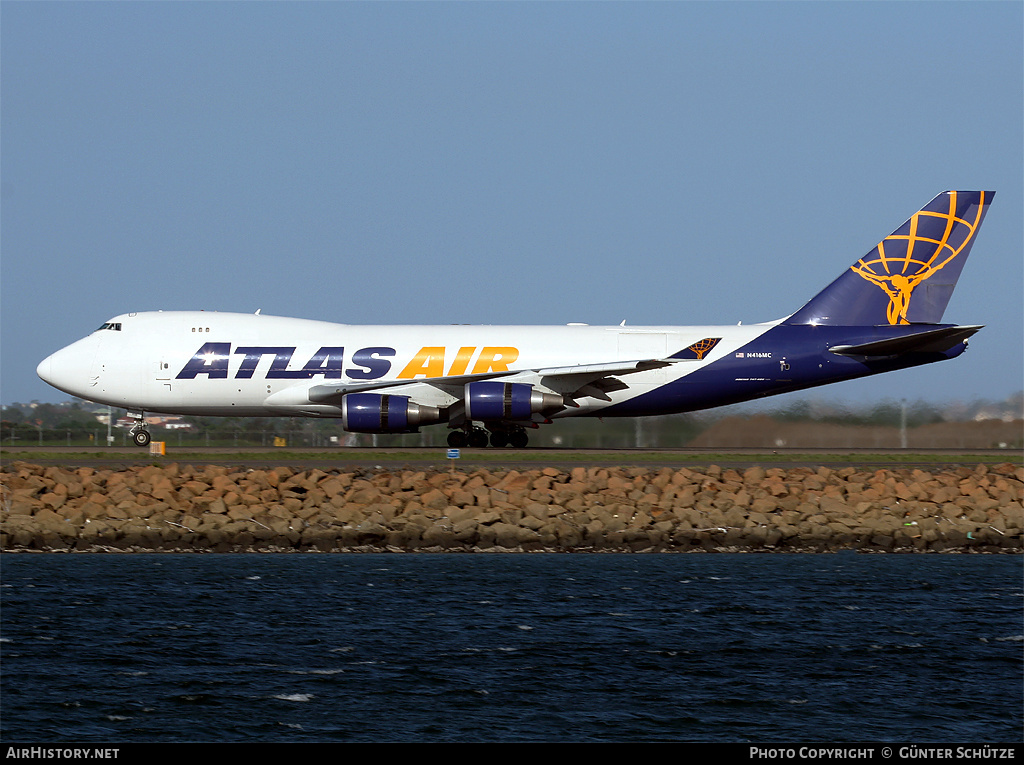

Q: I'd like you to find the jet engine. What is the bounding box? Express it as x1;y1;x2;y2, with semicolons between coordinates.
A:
342;393;443;433
463;381;563;421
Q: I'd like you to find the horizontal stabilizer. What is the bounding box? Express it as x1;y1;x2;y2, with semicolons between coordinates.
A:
829;325;982;357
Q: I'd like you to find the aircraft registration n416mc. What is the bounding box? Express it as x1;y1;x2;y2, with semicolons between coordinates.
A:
38;190;993;448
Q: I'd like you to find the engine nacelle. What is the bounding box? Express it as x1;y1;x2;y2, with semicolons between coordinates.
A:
342;393;442;433
464;382;563;421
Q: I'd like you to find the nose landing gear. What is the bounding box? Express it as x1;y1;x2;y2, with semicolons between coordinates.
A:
128;412;151;447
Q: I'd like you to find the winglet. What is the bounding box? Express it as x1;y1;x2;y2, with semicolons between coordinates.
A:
784;191;993;326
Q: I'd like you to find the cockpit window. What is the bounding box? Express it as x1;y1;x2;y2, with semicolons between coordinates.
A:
95;323;122;332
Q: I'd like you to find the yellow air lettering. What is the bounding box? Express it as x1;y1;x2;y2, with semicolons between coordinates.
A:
398;347;447;379
447;347;476;376
472;347;519;374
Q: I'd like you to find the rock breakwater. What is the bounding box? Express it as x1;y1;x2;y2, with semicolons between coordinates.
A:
2;461;1021;553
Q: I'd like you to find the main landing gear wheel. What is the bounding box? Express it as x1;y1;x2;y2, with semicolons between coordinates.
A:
449;426;529;448
488;428;529;447
508;428;529;448
467;428;489;448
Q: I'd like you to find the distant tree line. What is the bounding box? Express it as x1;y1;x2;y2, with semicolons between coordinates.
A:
769;399;947;429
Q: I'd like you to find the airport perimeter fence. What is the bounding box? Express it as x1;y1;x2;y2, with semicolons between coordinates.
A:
0;417;703;451
1;426;411;450
3;419;1020;451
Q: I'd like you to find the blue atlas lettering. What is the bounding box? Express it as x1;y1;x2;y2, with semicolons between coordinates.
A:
176;342;231;379
347;347;395;380
298;347;345;379
234;347;294;379
265;347;348;379
233;347;345;379
267;348;312;379
179;344;395;380
236;347;345;379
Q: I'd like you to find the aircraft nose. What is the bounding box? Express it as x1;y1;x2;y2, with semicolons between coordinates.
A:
36;337;98;397
36;355;53;384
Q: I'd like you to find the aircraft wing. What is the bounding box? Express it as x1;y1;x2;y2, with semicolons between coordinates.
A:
306;356;675;406
829;325;983;358
307;371;510;403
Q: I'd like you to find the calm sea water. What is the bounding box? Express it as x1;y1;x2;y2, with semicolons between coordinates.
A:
1;553;1020;743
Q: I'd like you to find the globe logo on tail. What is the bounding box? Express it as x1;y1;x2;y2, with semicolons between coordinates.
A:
670;337;722;360
851;191;984;325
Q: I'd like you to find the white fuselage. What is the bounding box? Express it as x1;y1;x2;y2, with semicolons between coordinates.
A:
38;311;769;418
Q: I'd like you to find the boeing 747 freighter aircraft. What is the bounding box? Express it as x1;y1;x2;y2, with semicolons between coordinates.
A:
37;190;993;448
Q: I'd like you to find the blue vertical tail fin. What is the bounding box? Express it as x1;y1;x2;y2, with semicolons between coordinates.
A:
784;190;993;326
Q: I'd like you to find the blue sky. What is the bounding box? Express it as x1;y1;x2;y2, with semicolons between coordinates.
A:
3;1;1021;410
